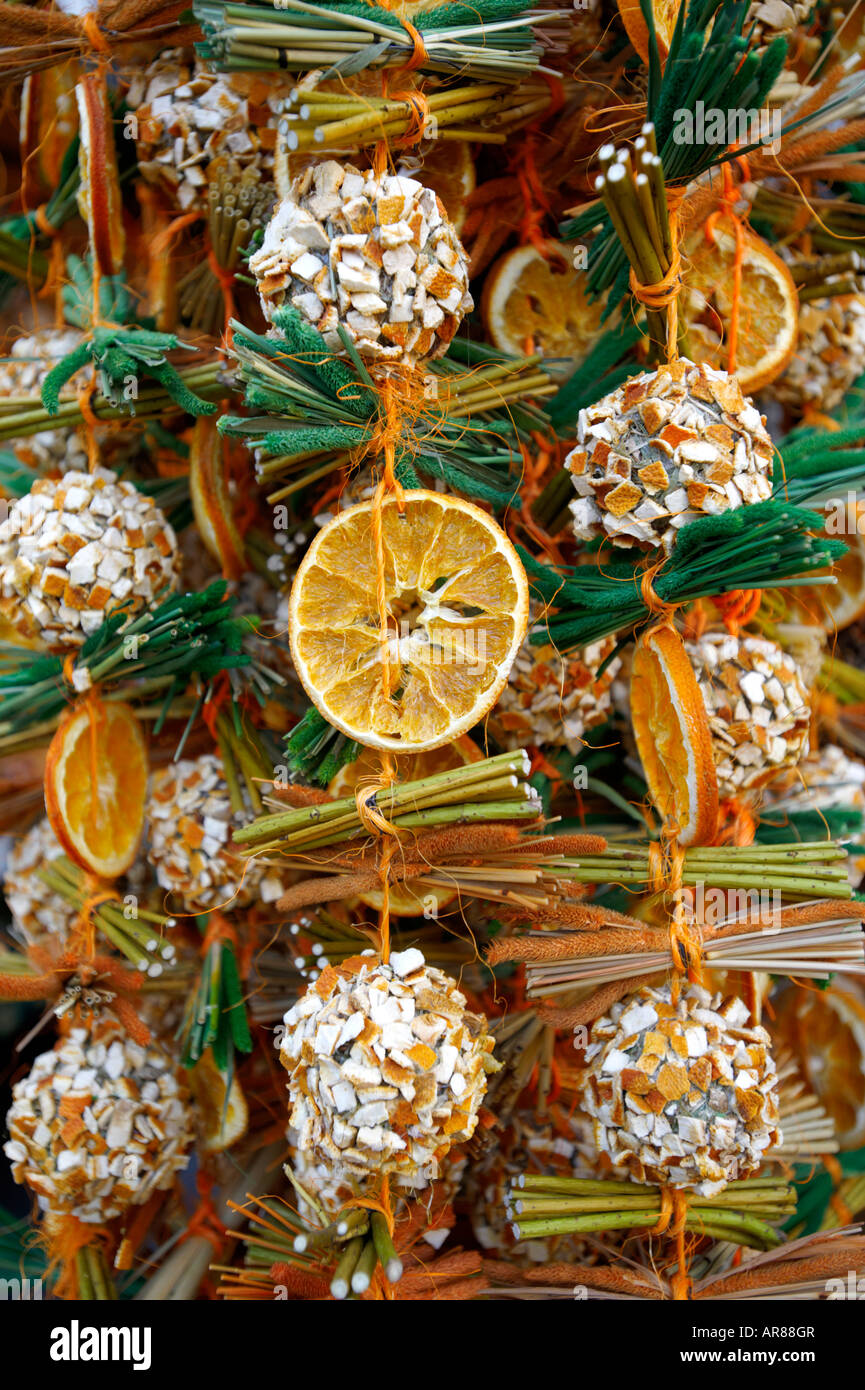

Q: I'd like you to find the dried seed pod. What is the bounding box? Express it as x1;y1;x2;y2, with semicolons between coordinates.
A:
489;618;621;753
126;50;288;212
565;359;774;553
145;753;285;911
250;160;473;368
773;294;865;414
3;1015;194;1223
579;981;781;1195
686;631;811;796
0;467;180;651
4;817;78;951
279;949;498;1190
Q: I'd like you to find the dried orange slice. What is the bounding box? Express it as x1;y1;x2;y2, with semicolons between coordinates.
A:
795;501;865;631
681;220;799;394
481;242;605;364
773;983;865;1150
630;623;719;846
44;700;148;878
188;1050;249;1154
616;0;682;63
289;490;529;752
417;141;475;237
329;736;482;915
77;70;125;278
190;417;245;581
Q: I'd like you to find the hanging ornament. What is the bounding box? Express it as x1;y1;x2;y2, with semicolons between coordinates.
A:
565;360;775;553
4;818;79;951
579;980;782;1195
288;490;529;752
686;631;811;797
146;752;284;911
278;948;498;1192
4;1013;194;1224
0;468;180;650
250;160;473;369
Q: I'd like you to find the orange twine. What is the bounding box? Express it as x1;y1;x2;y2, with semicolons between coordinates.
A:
704;159;748;375
207;247;236;345
353;374;410;966
71;888;121;960
80;11;111;56
179;1170;228;1254
381;20;431;151
648;1187;691;1299
629;190;684;363
399;18;427;72
639;559;678;623
648;834;703;998
713;586;762;635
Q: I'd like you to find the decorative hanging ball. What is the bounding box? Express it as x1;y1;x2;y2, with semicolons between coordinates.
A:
773;293;865;415
3;1015;194;1223
565;360;774;553
763;742;865;887
0;330;89;473
467;1107;594;1262
489;617;621;754
4;818;78;951
746;1;818;46
765;740;865;813
579;981;781;1195
145;752;284;911
126;50;287;212
287;1125;467;1218
0;467;180;651
249;160;473;368
278;949;498;1190
685;631;811;796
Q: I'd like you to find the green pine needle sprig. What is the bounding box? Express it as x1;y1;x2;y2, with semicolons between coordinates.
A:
220;308;552;510
284;706;360;787
0;583;252;745
521;500;847;650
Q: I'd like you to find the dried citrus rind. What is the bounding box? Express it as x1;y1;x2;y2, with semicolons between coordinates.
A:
630;622;719;846
289;490;529;752
44;700;148;879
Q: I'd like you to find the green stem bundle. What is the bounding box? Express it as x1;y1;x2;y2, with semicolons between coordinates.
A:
507;1174;795;1250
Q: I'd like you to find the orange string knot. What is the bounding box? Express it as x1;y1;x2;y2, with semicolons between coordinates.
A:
80;11;112;55
649;1185;674;1236
638;560;678;624
400;18;428;72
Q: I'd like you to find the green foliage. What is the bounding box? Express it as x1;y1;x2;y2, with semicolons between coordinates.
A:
284;706;361;787
521;500;847;649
